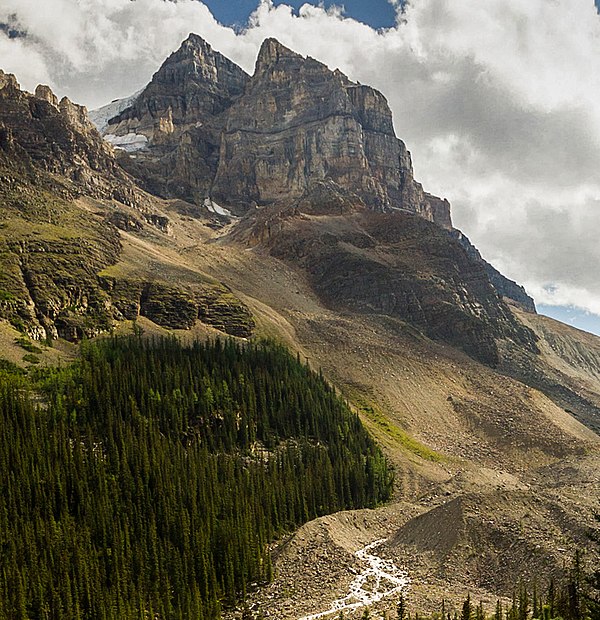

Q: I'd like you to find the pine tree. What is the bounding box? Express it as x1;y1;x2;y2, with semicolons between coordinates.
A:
462;595;473;620
398;594;407;620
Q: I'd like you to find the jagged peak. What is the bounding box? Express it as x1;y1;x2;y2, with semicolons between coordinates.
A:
155;32;248;82
0;69;19;91
254;38;302;73
58;96;92;130
35;84;58;108
179;32;214;56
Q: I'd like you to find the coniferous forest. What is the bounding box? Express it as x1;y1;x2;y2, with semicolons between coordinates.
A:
0;336;394;619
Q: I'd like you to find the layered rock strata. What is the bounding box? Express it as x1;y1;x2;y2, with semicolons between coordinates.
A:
104;36;452;227
212;38;450;224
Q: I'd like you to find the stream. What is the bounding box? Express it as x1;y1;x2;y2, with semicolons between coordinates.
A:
298;539;410;619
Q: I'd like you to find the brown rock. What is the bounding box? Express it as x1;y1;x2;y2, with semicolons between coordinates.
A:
104;35;452;227
211;38;451;225
0;70;19;91
34;84;58;108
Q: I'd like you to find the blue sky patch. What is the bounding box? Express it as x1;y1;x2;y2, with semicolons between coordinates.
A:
201;0;398;30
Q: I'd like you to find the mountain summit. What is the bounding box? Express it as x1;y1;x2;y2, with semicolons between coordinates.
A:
102;34;452;226
109;33;248;140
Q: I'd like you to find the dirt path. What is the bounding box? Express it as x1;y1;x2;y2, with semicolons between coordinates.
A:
298;539;409;619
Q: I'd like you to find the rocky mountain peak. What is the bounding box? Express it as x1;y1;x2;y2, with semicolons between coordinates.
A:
107;33;248;140
160;32;246;92
181;32;214;54
212;38;451;224
254;37;304;73
102;35;452;225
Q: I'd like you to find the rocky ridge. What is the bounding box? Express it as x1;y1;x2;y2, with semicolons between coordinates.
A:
103;35;452;226
233;200;537;366
451;230;536;313
0;70;140;207
0;72;255;342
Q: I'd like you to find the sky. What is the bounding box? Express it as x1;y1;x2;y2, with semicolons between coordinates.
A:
2;0;600;336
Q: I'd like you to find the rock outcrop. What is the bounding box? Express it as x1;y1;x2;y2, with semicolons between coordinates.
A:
103;35;452;227
0;70;140;206
450;230;536;313
212;38;449;224
237;203;537;366
105;34;249;203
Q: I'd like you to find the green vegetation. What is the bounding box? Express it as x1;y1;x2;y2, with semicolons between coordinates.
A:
15;335;43;354
0;336;393;619
356;399;443;462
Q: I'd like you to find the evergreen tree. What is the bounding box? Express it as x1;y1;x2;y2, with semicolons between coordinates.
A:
462;595;473;620
0;336;394;620
495;600;503;620
398;594;407;620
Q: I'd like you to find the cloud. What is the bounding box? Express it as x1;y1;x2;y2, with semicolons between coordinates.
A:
2;0;600;319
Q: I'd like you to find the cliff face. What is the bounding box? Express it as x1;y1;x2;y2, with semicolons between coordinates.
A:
235;202;537;366
212;38;440;218
105;34;249;203
103;36;452;227
109;33;248;141
0;70;143;207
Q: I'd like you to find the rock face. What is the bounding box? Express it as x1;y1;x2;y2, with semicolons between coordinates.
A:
450;230;536;313
109;34;248;141
212;39;448;223
103;35;452;227
0;70;147;209
106;34;249;203
237;203;537;366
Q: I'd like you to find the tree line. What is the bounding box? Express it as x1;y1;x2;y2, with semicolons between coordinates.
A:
331;555;600;620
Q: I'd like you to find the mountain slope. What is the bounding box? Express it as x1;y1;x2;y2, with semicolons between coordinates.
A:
0;34;599;620
0;72;254;343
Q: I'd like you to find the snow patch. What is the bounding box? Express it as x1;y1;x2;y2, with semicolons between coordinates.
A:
104;132;148;152
203;197;233;218
89;89;143;133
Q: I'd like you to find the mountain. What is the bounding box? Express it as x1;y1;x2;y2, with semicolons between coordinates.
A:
211;38;451;222
99;36;534;319
102;33;249;202
0;70;254;342
102;35;452;227
0;34;599;620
